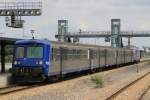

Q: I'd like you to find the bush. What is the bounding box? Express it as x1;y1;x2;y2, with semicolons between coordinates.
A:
91;75;103;88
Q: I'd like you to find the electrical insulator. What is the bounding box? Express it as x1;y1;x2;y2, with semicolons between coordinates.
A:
11;15;15;25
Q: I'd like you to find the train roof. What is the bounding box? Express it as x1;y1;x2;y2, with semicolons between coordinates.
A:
15;39;110;48
15;39;50;45
49;40;134;51
15;39;135;51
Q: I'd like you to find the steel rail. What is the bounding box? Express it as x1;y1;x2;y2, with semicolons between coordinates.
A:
106;72;150;100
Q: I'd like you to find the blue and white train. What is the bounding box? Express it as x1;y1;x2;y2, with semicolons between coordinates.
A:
12;39;141;82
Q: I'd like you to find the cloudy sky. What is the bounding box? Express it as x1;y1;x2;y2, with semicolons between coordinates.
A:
1;0;150;48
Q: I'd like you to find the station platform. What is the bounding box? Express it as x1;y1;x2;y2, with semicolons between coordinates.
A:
0;63;12;88
0;72;11;88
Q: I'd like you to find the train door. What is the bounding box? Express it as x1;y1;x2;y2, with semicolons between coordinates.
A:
106;49;110;66
89;49;94;70
116;50;118;65
105;49;107;66
124;49;126;64
131;50;134;62
110;49;116;65
49;46;61;76
99;48;106;67
130;50;132;62
92;49;99;68
98;49;101;68
60;47;68;75
120;50;123;64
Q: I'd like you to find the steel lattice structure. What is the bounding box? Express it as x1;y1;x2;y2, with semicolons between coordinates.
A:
0;1;42;28
59;31;150;38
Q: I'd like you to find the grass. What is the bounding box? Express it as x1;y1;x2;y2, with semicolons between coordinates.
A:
91;75;103;88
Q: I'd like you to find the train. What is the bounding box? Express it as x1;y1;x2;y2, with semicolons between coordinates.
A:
12;39;141;82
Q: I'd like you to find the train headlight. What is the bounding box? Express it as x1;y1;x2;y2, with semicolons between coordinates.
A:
36;61;43;65
14;61;17;65
39;61;43;65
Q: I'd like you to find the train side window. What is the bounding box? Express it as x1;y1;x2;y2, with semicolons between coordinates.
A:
82;50;88;59
101;50;105;57
82;50;85;59
80;50;84;59
75;49;78;59
68;49;73;60
77;49;80;59
56;48;60;61
73;49;77;59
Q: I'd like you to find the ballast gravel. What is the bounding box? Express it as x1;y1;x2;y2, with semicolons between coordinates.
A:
0;62;150;100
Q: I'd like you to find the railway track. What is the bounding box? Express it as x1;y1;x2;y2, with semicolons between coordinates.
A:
106;72;150;100
0;83;47;96
0;61;149;97
139;85;150;100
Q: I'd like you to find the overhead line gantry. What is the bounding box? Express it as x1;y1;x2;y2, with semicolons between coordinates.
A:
0;1;42;28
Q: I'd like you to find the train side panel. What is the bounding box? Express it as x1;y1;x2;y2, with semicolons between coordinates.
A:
62;47;90;73
48;41;140;77
106;49;116;66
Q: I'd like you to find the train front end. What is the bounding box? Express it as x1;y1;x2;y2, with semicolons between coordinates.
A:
12;39;50;82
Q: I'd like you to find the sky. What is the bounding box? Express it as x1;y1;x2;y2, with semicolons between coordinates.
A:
1;0;150;48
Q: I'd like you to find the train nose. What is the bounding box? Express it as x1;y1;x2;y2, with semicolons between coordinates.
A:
18;60;36;66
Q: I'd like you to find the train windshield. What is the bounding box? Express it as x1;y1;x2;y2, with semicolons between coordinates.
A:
27;46;43;58
16;47;24;58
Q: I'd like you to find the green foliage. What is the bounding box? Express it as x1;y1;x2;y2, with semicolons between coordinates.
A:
5;45;13;55
0;45;13;62
91;75;103;88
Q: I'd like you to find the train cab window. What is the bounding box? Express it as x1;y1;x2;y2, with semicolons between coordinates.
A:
27;46;43;58
16;47;24;58
51;48;60;61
